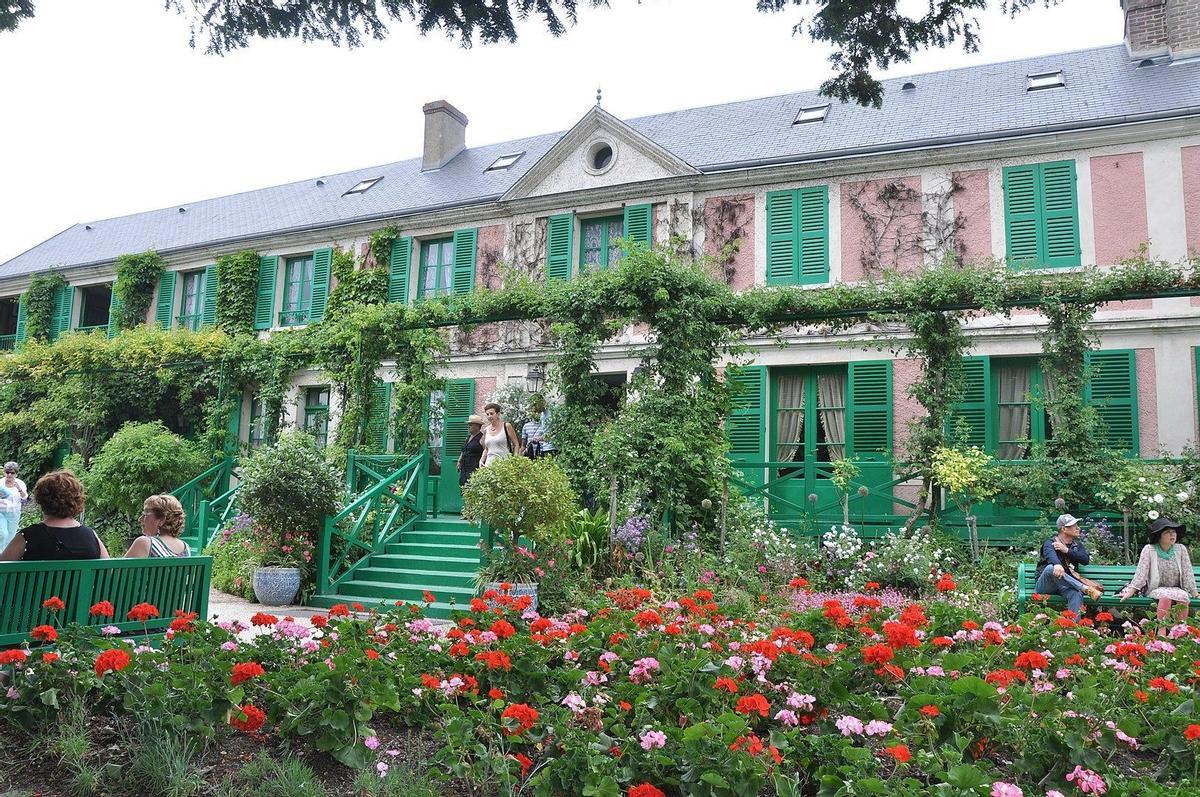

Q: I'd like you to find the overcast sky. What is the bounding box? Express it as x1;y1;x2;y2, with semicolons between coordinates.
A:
0;0;1124;265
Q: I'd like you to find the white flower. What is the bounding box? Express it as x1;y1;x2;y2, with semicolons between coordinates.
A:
1154;494;1165;504
1148;510;1160;521
1178;492;1190;503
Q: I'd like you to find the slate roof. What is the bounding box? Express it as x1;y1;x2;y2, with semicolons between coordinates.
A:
5;43;1199;278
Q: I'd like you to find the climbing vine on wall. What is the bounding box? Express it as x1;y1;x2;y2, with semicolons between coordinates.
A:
215;250;261;335
23;272;66;343
112;251;165;330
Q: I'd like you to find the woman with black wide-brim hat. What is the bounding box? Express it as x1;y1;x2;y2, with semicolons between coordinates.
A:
1118;517;1198;629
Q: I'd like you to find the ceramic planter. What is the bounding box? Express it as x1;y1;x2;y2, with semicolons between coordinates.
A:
252;566;301;606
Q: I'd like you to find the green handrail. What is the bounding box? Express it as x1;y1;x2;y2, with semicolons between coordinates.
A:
171;457;234;543
195;482;242;550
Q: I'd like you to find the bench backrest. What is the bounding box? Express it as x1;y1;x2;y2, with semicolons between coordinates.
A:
0;556;212;647
1017;562;1200;599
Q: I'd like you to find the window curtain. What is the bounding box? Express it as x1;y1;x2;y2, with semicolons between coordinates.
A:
774;374;805;462
817;372;846;461
997;364;1031;460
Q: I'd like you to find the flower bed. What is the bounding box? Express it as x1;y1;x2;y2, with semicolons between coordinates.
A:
3;584;1200;796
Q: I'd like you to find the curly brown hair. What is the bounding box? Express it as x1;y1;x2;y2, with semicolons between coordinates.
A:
33;470;86;520
143;494;186;538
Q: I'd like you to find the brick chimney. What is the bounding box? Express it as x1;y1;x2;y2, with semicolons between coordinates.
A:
1123;0;1200;60
422;100;468;171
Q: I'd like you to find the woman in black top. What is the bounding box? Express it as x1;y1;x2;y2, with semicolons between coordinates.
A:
457;415;486;487
0;470;108;561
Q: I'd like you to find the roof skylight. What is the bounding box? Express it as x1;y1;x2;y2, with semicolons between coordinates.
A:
344;177;383;195
793;104;830;125
486;152;525;171
1026;70;1065;91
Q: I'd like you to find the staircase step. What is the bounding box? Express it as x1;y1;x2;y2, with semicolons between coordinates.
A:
414;517;477;532
355;567;477;588
306;593;462;620
372;553;481;572
384;541;481;556
334;579;476;603
403;532;482;548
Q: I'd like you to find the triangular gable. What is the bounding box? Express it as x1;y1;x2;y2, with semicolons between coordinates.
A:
502;106;699;201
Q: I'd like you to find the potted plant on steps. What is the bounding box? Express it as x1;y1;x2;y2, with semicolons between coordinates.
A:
462;456;577;610
236;430;343;607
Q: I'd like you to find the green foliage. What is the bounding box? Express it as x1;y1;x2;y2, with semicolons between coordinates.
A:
215;250;261;335
112;251;165;331
930;446;996;507
203;514;260;599
124;720;205;797
228;752;325;797
237;428;342;538
462;455;577;548
325;245;387;321
79;421;207;519
23;272;65;343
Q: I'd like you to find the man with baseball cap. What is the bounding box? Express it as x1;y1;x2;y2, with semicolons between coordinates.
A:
1035;513;1103;615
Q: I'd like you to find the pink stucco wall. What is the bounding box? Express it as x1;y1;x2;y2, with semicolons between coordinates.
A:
474;377;497;415
952;169;992;265
1091;153;1149;267
891;358;924;455
1136;348;1159;458
1185;145;1200;259
841;176;924;281
476;224;506;291
703;195;755;290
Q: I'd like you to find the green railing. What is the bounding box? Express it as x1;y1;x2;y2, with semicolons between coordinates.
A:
176;313;202;332
317;448;428;594
171;457;235;547
0;334;15;351
194;481;242;551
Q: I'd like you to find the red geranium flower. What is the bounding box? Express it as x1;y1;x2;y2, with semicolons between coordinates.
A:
230;703;266;733
127;603;159;623
883;621;919;650
250;612;277;627
423;590;437;604
862;644;894;666
1185;724;1200;741
935;573;956;592
629;786;666;797
490;619;516;640
501;703;539;734
170;610;198;633
920;704;941;718
511;752;533;778
734;693;770;718
713;677;739;693
865;582;881;591
94;648;131;676
351;602;366;612
328;604;350;617
41;596;65;612
1150;676;1180;693
633;609;662;628
488;687;504;700
475;650;513;671
365;648;380;660
310;614;328;628
931;636;954;648
1095;611;1114;622
1014;650;1050;671
41;652;59;664
89;601;115;618
0;650;28;666
30;625;56;642
231;661;266;685
885;744;912;763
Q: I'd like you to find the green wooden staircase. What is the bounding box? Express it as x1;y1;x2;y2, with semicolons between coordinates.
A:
308;516;482;619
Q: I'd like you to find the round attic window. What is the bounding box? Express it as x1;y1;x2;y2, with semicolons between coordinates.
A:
585;140;616;174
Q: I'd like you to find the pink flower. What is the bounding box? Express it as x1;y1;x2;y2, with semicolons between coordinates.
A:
1066;766;1106;795
364;736;380;750
774;709;799;726
376;762;389;777
991;784;1023;797
864;720;893;737
639;730;667;750
836;715;864;736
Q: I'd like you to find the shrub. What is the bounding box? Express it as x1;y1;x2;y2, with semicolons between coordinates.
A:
204;513;261;600
462;456;577;549
79;421;207;520
236;429;342;539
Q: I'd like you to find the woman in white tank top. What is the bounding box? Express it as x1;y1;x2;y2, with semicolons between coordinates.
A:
480;403;521;467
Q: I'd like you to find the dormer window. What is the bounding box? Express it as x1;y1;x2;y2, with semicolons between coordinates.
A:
486;152;524;172
1026;70;1065;91
344;177;382;195
793;104;830;125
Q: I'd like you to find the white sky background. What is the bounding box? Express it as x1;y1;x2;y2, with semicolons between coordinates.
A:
0;0;1124;264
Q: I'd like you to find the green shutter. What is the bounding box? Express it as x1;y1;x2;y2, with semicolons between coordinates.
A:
441;379;476;466
726;365;767;488
50;285;74;341
387;237;412;304
106;286;123;338
797;186;830;284
1003;165;1040;268
201;264;219;327
254;256;278;330
847;360;891;460
546;213;574;281
155;271;176;329
1041;160;1081;268
14;294;26;346
947;356;992;450
622;204;653;248
225;393;242;456
451;228;477;295
365;380;393;452
766;190;798;285
309;248;332;322
1085;350;1139;456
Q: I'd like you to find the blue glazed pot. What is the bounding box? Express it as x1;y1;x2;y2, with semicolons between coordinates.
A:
253;567;301;606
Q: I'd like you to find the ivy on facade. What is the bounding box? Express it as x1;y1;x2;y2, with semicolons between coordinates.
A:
112;251;165;331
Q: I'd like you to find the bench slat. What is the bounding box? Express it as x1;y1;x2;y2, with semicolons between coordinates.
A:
1017;562;1200;609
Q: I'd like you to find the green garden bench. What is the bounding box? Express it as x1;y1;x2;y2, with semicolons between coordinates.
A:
1016;562;1200;611
0;557;212;647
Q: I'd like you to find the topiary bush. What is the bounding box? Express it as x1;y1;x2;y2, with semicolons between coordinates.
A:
462;456;578;549
236;428;342;540
79;421;208;520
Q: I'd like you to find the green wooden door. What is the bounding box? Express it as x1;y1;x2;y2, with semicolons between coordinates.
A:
436;379;475;513
769;367;844;519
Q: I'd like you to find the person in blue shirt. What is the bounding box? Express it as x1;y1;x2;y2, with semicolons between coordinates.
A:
1036;513;1103;615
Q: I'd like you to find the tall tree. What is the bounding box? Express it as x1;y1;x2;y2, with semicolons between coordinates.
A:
1;1;1061;107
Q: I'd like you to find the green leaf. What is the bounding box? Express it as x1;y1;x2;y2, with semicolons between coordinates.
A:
38;688;58;708
701;772;731;788
945;764;987;789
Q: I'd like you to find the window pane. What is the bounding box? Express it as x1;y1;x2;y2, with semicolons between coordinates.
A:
996;363;1032;460
607;219;624;265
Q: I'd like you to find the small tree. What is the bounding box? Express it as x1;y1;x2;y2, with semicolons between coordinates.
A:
237;429;343;539
82;421;208;519
462;456;577;549
929;445;996;559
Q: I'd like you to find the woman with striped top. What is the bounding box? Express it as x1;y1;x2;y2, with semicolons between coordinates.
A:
124;494;191;558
